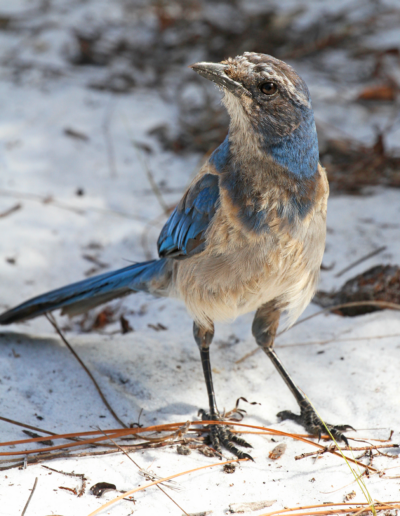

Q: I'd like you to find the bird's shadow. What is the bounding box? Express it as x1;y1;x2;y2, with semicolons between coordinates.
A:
0;329;210;436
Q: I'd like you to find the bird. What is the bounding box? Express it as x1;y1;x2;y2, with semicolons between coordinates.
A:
0;52;353;459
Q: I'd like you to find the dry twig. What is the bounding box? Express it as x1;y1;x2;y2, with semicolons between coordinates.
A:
276;333;400;349
334;246;386;278
21;477;38;516
236;300;400;364
0;202;22;218
295;443;399;460
45;313;128;429
99;428;189;516
41;465;87;496
132;140;170;216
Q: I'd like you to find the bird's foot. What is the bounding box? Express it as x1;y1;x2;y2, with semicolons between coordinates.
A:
198;409;254;461
277;400;355;446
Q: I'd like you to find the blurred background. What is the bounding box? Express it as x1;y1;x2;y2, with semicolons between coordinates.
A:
2;0;399;183
0;0;400;332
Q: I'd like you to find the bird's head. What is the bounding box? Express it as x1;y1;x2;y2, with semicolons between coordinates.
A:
191;52;314;144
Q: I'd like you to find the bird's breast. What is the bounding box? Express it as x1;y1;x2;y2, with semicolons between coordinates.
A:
174;164;328;330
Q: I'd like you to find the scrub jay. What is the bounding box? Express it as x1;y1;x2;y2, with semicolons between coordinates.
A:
0;53;352;459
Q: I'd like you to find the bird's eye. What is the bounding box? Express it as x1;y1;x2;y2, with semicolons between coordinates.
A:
260;82;278;96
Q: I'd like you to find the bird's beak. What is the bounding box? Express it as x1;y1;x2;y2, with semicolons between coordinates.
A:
190;62;248;96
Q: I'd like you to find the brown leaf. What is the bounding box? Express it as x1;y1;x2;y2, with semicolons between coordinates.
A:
59;486;77;495
90;482;117;497
92;307;115;329
268;442;287;460
358;84;397;101
344;490;356;501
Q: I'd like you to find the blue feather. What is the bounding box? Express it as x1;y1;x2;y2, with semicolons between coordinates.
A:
267;112;319;179
157;174;220;258
210;136;230;172
0;260;169;324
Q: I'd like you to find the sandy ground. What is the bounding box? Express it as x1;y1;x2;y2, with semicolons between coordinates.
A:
0;1;400;515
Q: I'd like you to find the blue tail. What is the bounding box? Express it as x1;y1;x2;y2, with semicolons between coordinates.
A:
0;259;170;325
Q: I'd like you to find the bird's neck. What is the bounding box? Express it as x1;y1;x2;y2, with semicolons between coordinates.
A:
218;92;319;180
263;114;319;180
210;114;319;181
209;117;320;234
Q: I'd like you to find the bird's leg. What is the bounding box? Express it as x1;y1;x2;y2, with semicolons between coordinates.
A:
252;303;353;445
193;322;253;459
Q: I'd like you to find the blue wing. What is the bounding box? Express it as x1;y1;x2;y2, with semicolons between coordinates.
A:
0;259;170;325
157;174;220;259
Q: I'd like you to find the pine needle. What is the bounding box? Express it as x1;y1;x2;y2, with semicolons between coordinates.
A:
260;501;400;516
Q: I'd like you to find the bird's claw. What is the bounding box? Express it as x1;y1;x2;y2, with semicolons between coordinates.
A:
277;400;354;446
198;409;254;461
